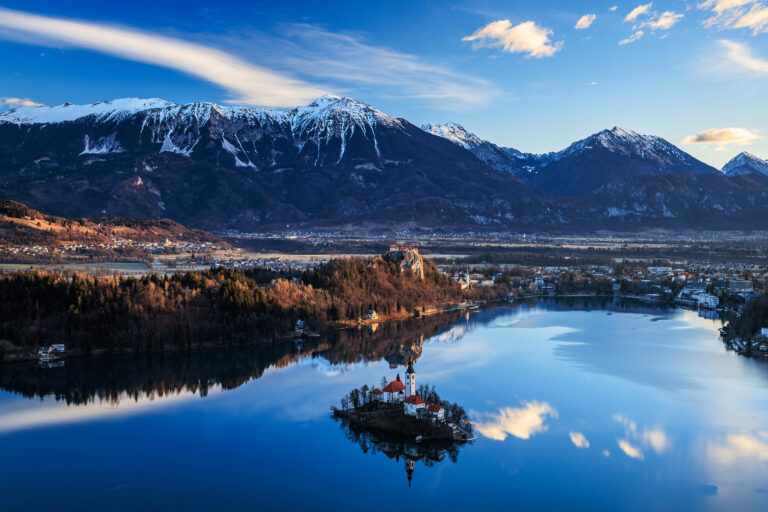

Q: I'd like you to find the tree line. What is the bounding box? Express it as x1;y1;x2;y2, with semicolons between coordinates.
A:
0;253;499;354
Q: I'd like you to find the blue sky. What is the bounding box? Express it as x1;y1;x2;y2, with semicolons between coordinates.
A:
1;0;767;167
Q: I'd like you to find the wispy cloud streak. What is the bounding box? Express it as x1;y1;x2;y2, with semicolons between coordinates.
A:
0;7;325;107
257;24;497;106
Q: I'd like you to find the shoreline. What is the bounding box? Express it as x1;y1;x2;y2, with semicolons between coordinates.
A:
1;294;688;365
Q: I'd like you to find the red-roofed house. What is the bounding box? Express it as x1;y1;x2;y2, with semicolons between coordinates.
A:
426;403;445;422
382;377;406;403
404;394;426;416
371;388;383;402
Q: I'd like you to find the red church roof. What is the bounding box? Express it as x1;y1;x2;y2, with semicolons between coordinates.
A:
427;404;443;412
371;388;383;395
404;395;425;405
382;380;405;393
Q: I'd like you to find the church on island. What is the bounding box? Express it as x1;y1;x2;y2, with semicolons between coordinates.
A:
370;362;445;423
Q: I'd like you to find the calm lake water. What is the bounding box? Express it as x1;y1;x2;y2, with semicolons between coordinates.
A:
3;299;768;511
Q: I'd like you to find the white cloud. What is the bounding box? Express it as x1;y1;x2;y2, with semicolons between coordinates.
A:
575;14;597;29
462;20;563;58
701;0;756;13
619;30;646;44
721;39;768;72
621;3;682;42
473;401;558;441
570;431;590;448
734;4;768;33
640;11;685;29
625;3;654;22
602;449;611;457
258;24;497;106
700;0;768;34
682;126;762;147
0;6;326;107
0;97;43;107
610;5;619;11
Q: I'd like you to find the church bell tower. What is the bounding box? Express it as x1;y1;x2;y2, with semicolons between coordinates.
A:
405;359;416;397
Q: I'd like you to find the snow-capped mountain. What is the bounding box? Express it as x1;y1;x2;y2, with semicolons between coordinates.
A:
0;95;406;169
2;95;768;232
425;124;717;196
722;151;768;177
0;95;537;230
530;127;717;196
421;122;556;177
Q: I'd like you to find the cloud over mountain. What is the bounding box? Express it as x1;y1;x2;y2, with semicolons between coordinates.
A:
682;126;761;148
0;6;326;107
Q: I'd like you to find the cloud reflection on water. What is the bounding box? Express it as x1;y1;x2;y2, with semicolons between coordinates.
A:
613;413;671;460
473;401;557;441
0;387;220;434
708;432;768;465
569;431;590;448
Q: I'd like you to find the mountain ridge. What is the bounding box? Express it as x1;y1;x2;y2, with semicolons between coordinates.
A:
1;96;767;232
423;122;719;195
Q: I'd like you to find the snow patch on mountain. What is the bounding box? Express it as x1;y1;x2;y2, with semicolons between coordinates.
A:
422;122;484;150
79;133;124;155
290;95;402;162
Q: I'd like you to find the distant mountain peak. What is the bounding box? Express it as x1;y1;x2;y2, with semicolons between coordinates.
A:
722;151;768;177
0;97;175;124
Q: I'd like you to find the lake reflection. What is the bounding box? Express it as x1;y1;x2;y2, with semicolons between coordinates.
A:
3;299;768;511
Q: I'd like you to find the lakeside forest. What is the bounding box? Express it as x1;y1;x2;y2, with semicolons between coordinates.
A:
1;247;728;359
0;253;506;356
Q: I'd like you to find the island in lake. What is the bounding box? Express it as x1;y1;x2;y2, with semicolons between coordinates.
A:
332;360;474;442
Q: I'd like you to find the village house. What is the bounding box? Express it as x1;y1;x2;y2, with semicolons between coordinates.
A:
427;404;445;422
404;394;426;416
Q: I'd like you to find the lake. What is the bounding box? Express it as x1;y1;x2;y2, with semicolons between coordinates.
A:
2;299;768;511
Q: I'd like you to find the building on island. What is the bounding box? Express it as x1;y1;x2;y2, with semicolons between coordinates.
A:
427;404;445;422
371;388;383;402
382;376;406;403
404;394;426;416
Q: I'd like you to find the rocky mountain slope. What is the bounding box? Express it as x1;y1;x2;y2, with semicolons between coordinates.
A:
0;199;223;246
421;122;555;178
722;152;768;178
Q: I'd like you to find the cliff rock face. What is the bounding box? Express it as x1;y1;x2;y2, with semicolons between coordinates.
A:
388;246;424;280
